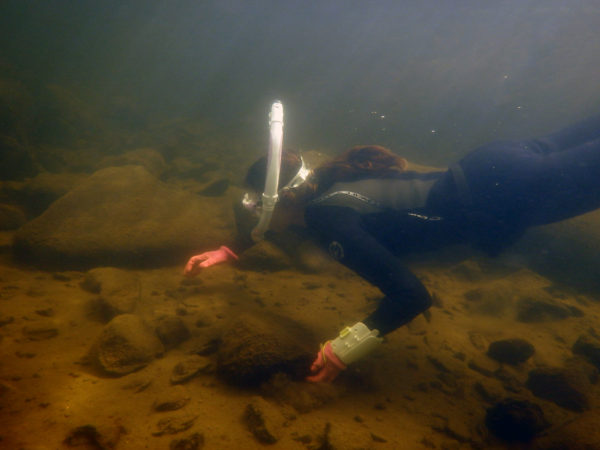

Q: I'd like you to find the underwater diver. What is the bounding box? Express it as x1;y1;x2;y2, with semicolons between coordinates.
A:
184;108;600;383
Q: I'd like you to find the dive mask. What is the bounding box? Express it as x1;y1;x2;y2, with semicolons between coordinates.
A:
241;155;311;217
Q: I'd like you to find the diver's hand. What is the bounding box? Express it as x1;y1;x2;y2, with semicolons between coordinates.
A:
184;246;238;277
306;341;346;383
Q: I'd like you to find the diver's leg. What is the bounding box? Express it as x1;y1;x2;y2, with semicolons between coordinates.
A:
525;137;600;226
453;136;600;226
531;113;600;154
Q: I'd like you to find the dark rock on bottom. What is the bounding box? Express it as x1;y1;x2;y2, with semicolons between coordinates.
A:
170;432;205;450
63;423;126;449
485;398;548;443
487;338;535;365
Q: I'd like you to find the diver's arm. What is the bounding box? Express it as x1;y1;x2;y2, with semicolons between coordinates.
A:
305;205;432;335
304;204;432;382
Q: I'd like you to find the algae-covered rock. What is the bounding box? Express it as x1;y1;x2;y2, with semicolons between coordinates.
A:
217;313;314;387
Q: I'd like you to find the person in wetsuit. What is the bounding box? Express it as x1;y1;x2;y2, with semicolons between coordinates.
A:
184;114;600;382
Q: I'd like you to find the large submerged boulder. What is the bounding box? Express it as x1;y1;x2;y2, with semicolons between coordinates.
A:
13;172;88;216
13;165;235;269
97;148;167;177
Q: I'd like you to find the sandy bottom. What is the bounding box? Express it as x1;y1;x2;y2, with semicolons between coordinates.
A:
0;231;598;449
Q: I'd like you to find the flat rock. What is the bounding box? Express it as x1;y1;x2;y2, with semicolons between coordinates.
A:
170;433;205;450
153;386;191;412
13;165;234;269
572;332;600;370
153;415;198;437
243;396;284;445
170;355;213;384
88;314;164;376
526;366;590;412
217;312;314;387
120;376;152;393
22;320;59;341
487;338;535;365
516;295;581;322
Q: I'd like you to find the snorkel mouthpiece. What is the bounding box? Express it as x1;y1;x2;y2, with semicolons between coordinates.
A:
251;101;284;242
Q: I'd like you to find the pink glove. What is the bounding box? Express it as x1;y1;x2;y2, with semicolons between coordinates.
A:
306;341;346;383
184;246;238;277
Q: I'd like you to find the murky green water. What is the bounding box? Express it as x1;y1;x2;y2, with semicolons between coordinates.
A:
2;1;600;448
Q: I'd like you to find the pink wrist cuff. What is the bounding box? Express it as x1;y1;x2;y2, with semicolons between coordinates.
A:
220;246;239;260
324;342;346;370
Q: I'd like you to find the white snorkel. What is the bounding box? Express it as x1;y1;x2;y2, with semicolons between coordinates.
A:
250;101;284;242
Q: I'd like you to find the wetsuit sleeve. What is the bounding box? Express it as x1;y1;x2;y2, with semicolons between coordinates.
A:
305;205;432;335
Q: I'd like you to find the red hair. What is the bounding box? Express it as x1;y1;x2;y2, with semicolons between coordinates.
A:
313;145;407;194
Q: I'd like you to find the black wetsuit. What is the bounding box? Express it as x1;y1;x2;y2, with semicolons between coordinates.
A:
304;114;600;335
